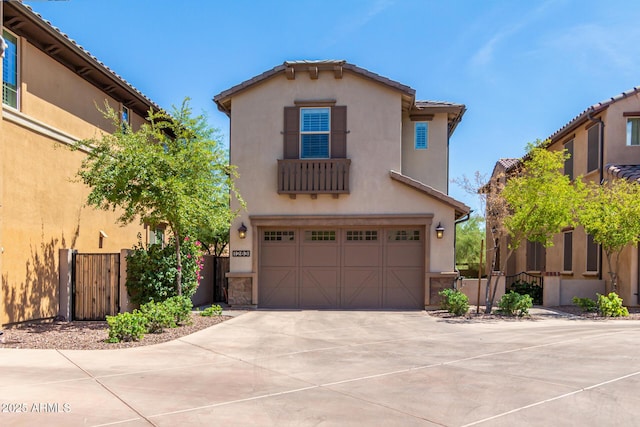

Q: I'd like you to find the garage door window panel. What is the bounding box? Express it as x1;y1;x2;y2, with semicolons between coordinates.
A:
346;230;378;241
388;229;421;241
264;230;295;241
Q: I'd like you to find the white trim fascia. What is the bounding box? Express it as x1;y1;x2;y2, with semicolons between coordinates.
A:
2;107;81;148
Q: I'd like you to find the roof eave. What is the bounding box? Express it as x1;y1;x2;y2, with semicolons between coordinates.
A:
3;2;161;117
390;171;470;219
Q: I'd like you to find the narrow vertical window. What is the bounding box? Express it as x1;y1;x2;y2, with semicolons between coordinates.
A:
563;231;573;272
627;117;640;146
121;105;130;131
586;234;599;272
300;107;330;158
564;139;574;180
2;30;19;108
526;240;545;272
415;122;428;150
587;124;600;173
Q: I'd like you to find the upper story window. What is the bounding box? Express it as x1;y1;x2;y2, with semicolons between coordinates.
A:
300;108;330;158
415;122;428;150
587;124;600;173
564;139;574;180
2;30;19;109
626;117;640;146
121;105;130;128
283;104;347;160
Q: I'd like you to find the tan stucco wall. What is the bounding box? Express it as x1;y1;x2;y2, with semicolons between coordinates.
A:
227;70;458;275
498;93;640;306
401;113;449;193
0;37;147;324
603;94;640;166
20;42;146;138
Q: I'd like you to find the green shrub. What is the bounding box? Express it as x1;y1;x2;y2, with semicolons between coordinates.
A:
497;291;533;317
572;296;597;313
126;236;204;305
139;300;175;333
596;292;629;317
164;295;193;325
106;311;147;343
508;280;543;305
200;305;223;317
438;288;469;316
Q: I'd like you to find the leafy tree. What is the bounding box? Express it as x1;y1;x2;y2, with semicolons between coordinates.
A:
495;143;579;312
576;178;640;292
455;215;484;275
456;142;579;313
73;98;241;295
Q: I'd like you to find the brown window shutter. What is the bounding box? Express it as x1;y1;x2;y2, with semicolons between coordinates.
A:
283;106;299;159
331;106;347;158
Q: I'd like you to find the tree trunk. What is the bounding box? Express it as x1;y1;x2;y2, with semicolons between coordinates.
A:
484;239;498;314
175;236;182;296
605;250;621;293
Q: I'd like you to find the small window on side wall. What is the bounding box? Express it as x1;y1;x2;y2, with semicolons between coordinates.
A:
120;105;131;130
2;30;19;109
415;122;428;150
627;117;640;146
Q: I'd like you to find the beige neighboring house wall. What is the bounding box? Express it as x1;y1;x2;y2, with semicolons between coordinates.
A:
215;60;469;309
0;2;162;324
488;88;640;307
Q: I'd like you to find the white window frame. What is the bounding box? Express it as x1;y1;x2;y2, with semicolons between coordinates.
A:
626;117;640;146
146;224;166;247
415;122;428;150
2;29;20;110
300;107;330;159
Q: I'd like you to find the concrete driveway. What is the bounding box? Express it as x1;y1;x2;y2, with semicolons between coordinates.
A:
1;310;640;426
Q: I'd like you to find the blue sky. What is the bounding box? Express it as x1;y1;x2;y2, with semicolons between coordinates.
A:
24;0;640;213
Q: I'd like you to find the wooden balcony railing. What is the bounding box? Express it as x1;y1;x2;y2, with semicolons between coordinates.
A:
278;158;351;197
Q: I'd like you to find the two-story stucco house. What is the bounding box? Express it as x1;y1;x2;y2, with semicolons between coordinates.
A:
214;60;469;310
488;87;640;307
1;2;162;324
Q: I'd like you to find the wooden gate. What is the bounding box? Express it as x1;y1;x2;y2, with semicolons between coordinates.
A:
73;253;120;320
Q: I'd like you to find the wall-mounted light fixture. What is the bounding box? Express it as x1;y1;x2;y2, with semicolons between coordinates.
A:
99;230;108;248
435;222;445;239
238;222;248;239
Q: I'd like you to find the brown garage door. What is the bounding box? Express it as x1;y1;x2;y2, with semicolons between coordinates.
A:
259;227;424;309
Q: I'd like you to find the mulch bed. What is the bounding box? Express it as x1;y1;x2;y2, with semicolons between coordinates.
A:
0;312;233;350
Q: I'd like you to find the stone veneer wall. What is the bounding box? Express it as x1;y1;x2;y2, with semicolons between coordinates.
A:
429;276;457;306
227;276;253;306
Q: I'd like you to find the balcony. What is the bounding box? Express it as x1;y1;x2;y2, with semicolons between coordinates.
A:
278;158;351;198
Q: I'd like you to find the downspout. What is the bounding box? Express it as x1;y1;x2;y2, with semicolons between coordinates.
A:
453;211;472;286
587;108;605;281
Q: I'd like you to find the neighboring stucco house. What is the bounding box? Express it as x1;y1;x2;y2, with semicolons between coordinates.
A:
1;2;161;324
214;60;469;309
488;87;640;307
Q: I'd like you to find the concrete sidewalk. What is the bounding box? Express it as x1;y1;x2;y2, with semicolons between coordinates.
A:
1;310;639;426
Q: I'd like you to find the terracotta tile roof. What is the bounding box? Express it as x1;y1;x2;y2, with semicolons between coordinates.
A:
5;1;162;114
389;171;470;218
497;158;520;172
213;60;416;111
415;100;464;108
547;86;640;144
605;164;640;183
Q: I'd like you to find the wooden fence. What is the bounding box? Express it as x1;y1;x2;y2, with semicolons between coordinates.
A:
73;253;120;320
